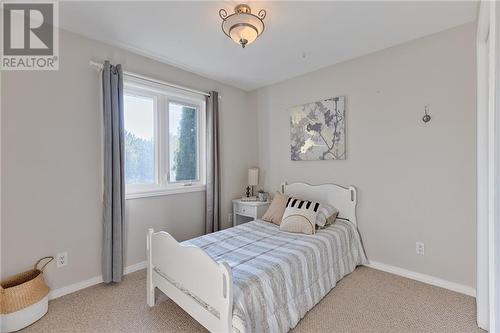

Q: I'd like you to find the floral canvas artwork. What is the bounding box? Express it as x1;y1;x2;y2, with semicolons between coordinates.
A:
290;96;346;161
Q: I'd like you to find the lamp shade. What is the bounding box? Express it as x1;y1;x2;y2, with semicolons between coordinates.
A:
222;13;264;47
219;4;267;48
248;167;259;186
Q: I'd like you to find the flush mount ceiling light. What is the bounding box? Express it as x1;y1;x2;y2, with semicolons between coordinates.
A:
219;4;266;48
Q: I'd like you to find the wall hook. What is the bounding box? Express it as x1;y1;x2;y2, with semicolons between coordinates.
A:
422;105;431;123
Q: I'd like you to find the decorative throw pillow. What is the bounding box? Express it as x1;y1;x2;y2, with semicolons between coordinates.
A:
326;212;339;225
280;197;320;235
316;203;339;228
262;192;288;225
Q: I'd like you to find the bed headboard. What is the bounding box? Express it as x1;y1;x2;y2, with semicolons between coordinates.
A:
281;182;358;226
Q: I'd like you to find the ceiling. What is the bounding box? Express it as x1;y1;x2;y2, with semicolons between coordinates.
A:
59;1;478;91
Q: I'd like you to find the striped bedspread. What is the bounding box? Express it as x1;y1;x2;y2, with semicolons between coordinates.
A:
184;219;367;333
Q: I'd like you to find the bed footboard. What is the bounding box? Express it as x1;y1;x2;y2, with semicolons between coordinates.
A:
146;229;233;333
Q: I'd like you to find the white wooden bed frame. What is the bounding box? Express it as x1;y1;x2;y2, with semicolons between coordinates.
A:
146;182;357;333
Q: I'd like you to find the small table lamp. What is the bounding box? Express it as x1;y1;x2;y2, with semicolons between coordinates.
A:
247;167;259;197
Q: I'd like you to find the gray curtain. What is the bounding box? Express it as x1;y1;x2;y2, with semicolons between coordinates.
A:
205;91;221;233
102;61;125;283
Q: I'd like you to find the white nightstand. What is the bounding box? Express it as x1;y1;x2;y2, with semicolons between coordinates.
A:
232;199;270;227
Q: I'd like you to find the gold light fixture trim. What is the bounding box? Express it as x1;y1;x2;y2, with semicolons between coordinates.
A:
219;4;266;48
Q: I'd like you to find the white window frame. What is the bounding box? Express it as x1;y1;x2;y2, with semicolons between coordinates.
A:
124;76;206;199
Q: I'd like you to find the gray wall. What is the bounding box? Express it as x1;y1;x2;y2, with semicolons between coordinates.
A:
249;23;476;288
1;29;257;289
2;23;477;292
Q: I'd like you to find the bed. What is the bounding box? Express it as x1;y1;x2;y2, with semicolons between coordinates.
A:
146;182;367;333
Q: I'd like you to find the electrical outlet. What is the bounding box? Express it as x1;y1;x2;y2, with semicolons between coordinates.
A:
56;252;68;267
416;242;425;256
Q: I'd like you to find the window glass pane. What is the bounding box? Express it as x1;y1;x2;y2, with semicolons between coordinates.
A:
124;93;155;185
169;102;198;182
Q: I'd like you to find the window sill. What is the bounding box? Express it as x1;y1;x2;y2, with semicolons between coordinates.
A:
125;185;206;200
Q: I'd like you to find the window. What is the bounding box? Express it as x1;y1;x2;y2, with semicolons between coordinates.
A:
168;102;199;182
123;77;206;198
124;94;155;185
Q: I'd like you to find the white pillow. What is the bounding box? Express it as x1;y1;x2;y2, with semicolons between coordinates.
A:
316;203;339;228
280;197;320;235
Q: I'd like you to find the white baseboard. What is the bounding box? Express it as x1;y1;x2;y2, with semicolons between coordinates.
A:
48;275;103;300
48;261;147;300
124;261;147;275
365;261;476;297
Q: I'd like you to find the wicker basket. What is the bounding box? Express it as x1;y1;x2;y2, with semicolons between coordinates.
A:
1;257;53;332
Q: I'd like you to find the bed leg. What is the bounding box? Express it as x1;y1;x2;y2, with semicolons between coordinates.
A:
147;228;155;307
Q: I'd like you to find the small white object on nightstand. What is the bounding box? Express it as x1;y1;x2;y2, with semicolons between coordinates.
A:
232;199;270;227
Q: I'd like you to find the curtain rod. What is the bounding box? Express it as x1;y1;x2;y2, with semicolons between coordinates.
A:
89;60;211;97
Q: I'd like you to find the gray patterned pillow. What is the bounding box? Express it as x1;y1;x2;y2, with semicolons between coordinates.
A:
316;203;339;228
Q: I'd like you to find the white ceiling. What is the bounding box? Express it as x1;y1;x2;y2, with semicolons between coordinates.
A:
59;1;478;91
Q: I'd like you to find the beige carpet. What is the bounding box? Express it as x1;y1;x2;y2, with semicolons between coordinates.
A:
22;267;483;333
